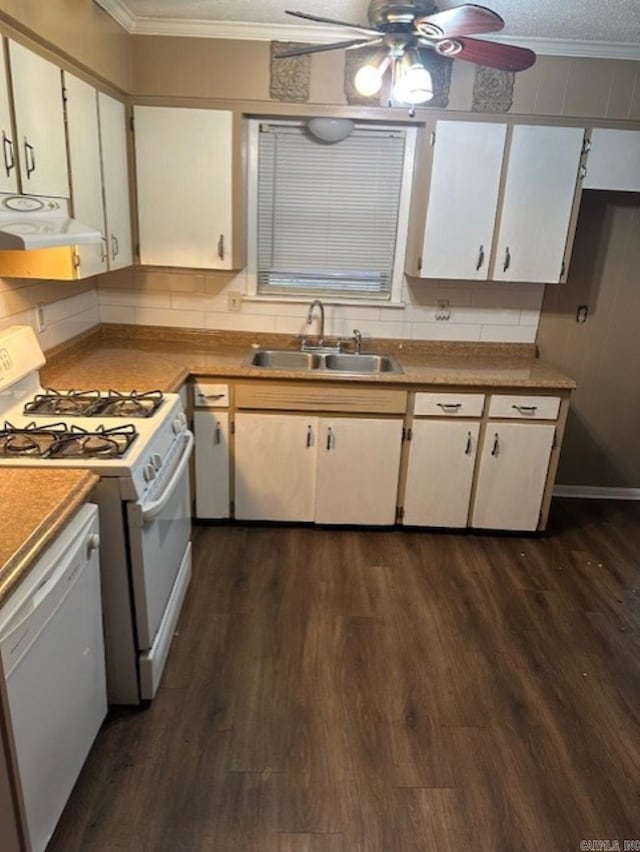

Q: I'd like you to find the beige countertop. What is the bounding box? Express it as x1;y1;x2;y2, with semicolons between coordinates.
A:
42;326;576;392
0;469;98;606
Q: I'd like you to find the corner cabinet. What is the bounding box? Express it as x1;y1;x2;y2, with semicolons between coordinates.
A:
133;106;234;269
413;120;586;284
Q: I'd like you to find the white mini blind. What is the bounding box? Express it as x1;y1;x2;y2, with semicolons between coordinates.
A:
257;124;406;298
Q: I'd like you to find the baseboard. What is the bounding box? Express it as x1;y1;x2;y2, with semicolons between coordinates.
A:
553;485;640;500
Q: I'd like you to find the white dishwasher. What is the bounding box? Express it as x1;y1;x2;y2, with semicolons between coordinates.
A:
0;503;107;852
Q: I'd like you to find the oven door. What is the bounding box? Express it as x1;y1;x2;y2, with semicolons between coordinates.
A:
126;430;194;652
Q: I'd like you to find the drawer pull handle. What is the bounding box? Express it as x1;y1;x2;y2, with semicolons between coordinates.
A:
512;404;537;414
200;393;225;400
214;423;221;445
491;433;499;456
465;432;472;455
437;402;462;412
476;244;484;271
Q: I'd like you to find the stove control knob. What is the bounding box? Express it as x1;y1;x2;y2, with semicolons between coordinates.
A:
151;453;162;471
172;413;187;434
143;463;156;482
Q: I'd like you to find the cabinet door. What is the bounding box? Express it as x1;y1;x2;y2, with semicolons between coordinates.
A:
234;413;317;522
403;420;479;528
64;73;107;278
8;40;69;197
98;93;132;270
315;418;403;525
583;129;640;191
0;42;18;193
194;410;230;519
419;121;506;280
134;106;233;269
471;422;555;531
493;125;584;283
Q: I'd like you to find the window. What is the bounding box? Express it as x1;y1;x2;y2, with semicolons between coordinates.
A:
247;120;416;303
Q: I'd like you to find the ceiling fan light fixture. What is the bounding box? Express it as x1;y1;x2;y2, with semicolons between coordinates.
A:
307;117;355;143
354;55;391;97
393;52;434;105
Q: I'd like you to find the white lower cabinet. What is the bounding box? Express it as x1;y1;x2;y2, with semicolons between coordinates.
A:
234;413;317;522
471;422;555;531
233;413;402;525
315;418;403;525
194;410;230;519
403;420;480;528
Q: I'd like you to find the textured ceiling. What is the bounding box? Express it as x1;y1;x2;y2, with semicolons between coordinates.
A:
121;0;640;44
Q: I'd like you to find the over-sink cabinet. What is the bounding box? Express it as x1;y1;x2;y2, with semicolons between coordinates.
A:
192;378;570;532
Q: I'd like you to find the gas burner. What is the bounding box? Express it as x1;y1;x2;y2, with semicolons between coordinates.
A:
0;421;69;458
95;390;164;418
24;389;103;417
49;424;138;459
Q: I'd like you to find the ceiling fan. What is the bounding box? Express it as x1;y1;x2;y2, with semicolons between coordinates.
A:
276;1;536;104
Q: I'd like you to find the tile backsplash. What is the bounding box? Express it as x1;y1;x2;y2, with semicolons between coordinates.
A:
98;268;544;344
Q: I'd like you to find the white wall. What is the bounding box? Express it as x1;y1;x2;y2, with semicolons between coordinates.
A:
98;269;544;344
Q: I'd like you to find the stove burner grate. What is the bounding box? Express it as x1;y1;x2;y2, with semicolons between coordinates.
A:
23;388;164;418
24;389;103;417
0;421;70;457
48;423;139;459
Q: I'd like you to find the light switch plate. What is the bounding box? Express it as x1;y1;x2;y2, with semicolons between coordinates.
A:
228;292;242;312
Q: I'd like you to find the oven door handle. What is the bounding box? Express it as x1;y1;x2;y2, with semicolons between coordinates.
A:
141;430;194;523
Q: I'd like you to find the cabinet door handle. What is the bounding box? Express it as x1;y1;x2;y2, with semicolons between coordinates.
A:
23;138;36;178
214;423;221;445
437;402;462;413
100;236;108;263
465;431;472;455
503;246;511;272
217;233;224;261
2;131;15;177
491;433;500;456
475;244;484;271
512;404;537;414
306;425;313;448
326;427;335;451
111;233;119;259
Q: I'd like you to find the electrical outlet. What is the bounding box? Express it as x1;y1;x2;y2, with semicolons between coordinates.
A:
228;291;242;312
35;302;46;333
435;299;451;321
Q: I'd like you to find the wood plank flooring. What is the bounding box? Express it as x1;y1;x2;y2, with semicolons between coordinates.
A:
50;499;640;852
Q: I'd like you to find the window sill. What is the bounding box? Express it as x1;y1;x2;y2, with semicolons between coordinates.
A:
243;295;406;310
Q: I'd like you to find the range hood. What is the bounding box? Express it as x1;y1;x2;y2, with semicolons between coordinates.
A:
0;194;102;250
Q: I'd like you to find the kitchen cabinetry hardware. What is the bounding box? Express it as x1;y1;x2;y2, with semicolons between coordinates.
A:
23;138;36;177
100;237;108;262
2;131;14;176
491;433;500;455
111;233;119;258
503;246;511;272
465;432;472;454
476;244;485;270
582;138;591;154
512;404;537;413
214;423;221;445
306;425;313;447
200;393;225;400
326;427;335;451
579;163;587;179
217;233;224;261
437;402;462;412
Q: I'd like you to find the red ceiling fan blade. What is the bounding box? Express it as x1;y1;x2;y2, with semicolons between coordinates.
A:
285;10;379;35
436;36;536;71
275;37;379;58
414;4;504;38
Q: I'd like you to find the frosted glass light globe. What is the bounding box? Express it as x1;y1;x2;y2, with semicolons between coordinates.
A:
393;64;434;104
354;64;383;97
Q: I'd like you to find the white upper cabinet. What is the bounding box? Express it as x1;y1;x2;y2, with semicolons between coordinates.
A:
492;125;585;283
583;128;640;191
133;106;233;269
415;120;584;284
64;72;107;278
419;121;507;280
98;92;132;270
8;39;69;197
0;43;18;193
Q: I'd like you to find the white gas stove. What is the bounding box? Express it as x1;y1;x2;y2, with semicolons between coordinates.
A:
0;326;194;704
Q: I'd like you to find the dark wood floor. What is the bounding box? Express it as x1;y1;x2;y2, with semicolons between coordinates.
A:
50;499;640;852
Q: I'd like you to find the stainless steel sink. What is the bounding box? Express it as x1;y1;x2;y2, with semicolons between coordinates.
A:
245;349;403;375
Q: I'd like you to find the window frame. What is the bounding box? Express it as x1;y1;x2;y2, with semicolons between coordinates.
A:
245;118;416;307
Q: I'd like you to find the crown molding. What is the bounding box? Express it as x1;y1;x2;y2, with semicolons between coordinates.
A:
92;3;640;61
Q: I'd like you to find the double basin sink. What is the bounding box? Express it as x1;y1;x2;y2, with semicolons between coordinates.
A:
245;349;403;375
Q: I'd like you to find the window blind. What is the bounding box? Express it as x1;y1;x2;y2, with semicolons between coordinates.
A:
257;124;406;298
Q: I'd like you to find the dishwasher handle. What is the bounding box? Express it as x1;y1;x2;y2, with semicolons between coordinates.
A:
141;430;194;523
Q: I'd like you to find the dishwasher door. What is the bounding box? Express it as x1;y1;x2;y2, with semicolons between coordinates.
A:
0;503;107;852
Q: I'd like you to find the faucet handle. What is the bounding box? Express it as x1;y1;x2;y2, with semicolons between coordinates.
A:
352;328;363;354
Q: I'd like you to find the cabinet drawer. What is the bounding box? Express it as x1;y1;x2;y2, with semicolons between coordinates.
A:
193;382;229;408
414;392;485;417
488;394;560;420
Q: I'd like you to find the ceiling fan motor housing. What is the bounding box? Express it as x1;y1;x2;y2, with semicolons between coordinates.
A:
368;0;438;28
